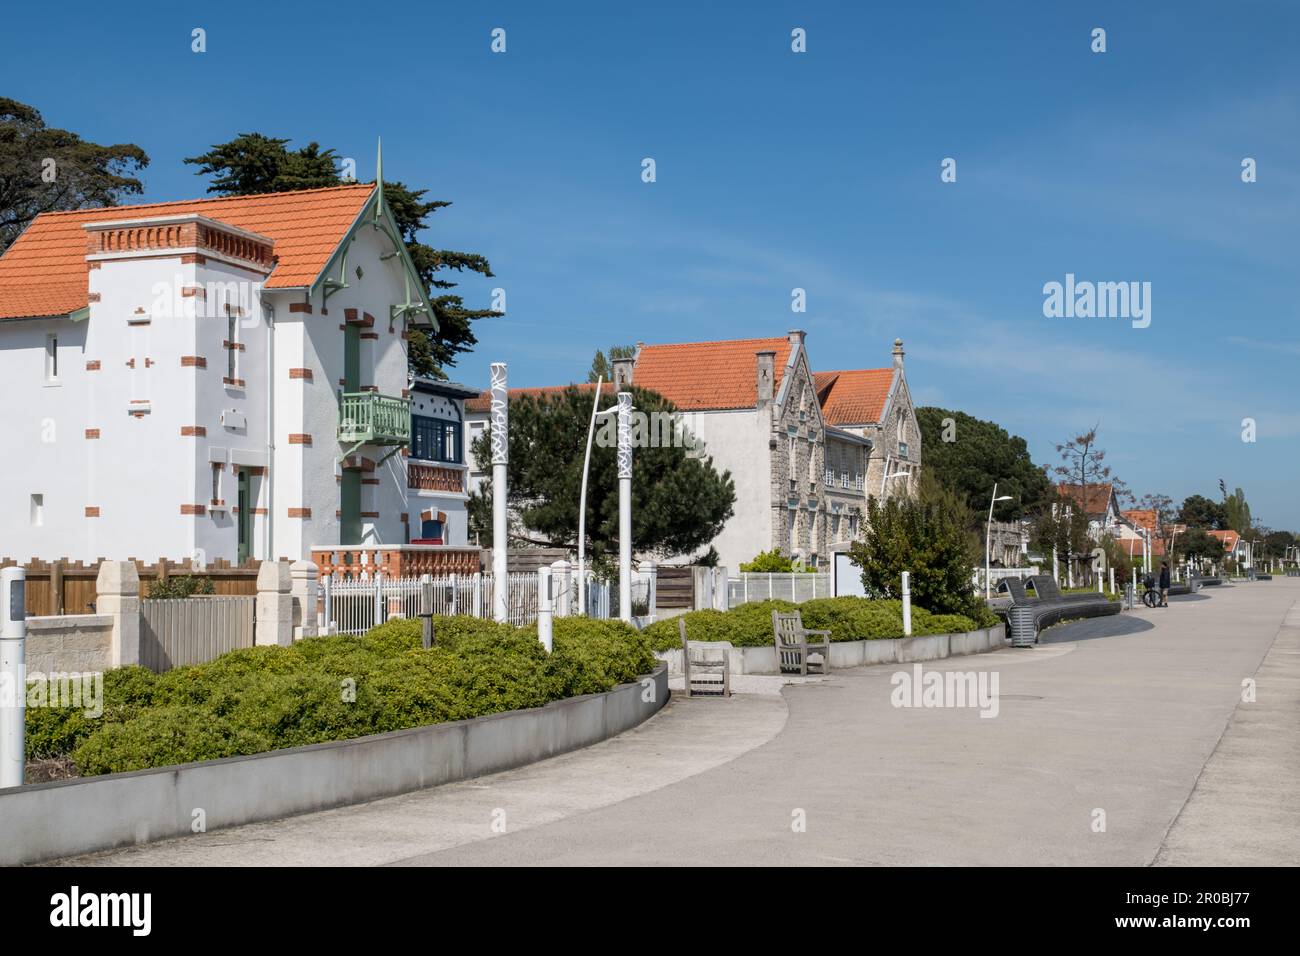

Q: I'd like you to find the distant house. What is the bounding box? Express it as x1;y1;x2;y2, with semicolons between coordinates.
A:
1208;529;1249;564
1054;482;1125;539
463;331;920;571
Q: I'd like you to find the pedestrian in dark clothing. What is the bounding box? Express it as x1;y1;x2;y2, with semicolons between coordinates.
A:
1159;562;1171;607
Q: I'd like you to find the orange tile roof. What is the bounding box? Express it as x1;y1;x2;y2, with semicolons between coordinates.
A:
1120;536;1165;557
1208;529;1241;552
1056;482;1114;516
1121;509;1158;531
0;184;375;320
464;383;597;414
633;337;793;411
814;368;895;425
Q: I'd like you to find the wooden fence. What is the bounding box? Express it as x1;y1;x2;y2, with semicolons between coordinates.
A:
140;596;257;672
0;557;262;616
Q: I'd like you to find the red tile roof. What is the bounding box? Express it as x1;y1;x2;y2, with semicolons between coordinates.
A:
1121;509;1158;531
1208;529;1241;552
1119;536;1165;557
814;369;895;425
627;337;790;411
0;184;375;320
1055;482;1114;516
464;383;597;414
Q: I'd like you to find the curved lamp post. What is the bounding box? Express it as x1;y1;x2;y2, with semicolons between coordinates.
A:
577;379;618;615
985;485;1014;599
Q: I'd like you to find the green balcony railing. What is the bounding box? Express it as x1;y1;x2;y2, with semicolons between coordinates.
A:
338;392;411;446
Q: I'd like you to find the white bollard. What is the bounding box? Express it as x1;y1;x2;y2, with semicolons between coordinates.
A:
901;570;912;637
1;567;27;789
1108;567;1115;595
537;566;553;653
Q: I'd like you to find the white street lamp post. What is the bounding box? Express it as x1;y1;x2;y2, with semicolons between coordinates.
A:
577;377;615;615
984;485;1014;599
617;392;633;623
490;362;509;623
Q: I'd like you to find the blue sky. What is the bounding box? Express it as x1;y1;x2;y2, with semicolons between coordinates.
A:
5;1;1298;528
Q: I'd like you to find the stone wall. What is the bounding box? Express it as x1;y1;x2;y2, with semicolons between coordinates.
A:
25;615;112;673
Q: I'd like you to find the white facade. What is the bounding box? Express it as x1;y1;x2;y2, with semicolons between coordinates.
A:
0;190;467;565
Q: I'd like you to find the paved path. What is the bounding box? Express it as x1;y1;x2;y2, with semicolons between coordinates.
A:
62;579;1300;866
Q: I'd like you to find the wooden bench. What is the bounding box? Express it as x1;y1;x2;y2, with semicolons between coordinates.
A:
771;610;831;675
679;619;730;698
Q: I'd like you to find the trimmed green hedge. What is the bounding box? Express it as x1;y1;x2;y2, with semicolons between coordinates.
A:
643;596;993;652
27;615;656;777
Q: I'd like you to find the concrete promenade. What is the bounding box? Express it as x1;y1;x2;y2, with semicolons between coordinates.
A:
61;578;1300;866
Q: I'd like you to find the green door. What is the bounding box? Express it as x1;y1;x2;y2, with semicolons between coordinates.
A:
343;324;360;391
341;469;361;545
236;469;251;563
341;321;362;544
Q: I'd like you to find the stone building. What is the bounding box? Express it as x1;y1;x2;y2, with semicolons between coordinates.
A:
464;331;920;571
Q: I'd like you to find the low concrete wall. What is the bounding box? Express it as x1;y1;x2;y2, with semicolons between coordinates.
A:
25;615;112;673
658;625;1006;675
0;665;668;866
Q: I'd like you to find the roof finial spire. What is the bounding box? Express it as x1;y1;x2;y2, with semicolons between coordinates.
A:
375;137;384;206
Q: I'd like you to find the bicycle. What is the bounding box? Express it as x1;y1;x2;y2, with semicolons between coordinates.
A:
1141;586;1161;608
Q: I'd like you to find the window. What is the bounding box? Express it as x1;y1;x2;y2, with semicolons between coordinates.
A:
898;441;909;460
789;509;798;552
788;435;797;479
211;464;222;504
30;494;43;526
412;416;462;463
44;334;59;383
227;315;237;381
808;442;817;483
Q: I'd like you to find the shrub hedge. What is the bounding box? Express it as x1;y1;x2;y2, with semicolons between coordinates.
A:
26;615;656;777
642;596;994;652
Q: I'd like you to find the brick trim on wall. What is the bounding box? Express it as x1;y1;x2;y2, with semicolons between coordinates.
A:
288;302;313;314
84;428;100;439
85;360;101;371
289;367;313;380
223;340;245;351
223;377;246;387
181;426;206;437
180;504;207;516
181;356;207;368
288;434;312;446
84;507;100;518
288;507;312;518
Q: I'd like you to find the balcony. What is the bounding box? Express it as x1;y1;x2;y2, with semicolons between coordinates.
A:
408;462;465;494
338;392;411;446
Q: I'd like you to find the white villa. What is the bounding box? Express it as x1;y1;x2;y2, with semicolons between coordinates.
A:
464;331;921;571
0;177;478;576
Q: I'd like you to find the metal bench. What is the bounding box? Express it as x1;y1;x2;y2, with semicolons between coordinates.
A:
771;610;831;675
679;619;730;698
998;575;1120;646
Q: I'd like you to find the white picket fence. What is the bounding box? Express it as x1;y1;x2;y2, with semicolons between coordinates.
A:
320;568;638;634
728;572;832;606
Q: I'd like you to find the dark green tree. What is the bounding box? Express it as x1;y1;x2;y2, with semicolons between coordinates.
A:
1179;494;1227;530
1224;487;1251;533
0;97;148;254
847;471;981;617
466;386;735;561
915;407;1052;522
184;133;500;377
587;345;636;383
1181;528;1226;567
